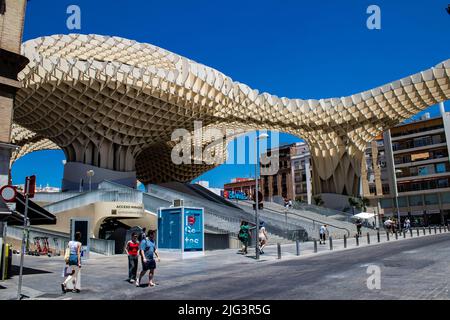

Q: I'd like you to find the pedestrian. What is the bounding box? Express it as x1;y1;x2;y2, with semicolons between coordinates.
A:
356;219;362;237
238;221;251;254
138;227;147;242
61;231;82;294
404;217;411;231
126;232;140;283
384;218;393;234
319;224;328;245
136;230;160;287
258;221;268;254
284;198;289;208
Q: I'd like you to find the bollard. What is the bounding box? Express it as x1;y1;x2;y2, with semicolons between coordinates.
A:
416;229;419;237
296;240;300;256
344;235;347;248
329;237;333;250
434;226;437;234
429;227;432;234
367;233;370;244
423;228;426;235
314;239;318;253
277;243;281;259
403;230;406;238
395;231;398;240
439;226;442;233
356;235;359;246
377;231;380;243
410;229;413;237
386;232;390;241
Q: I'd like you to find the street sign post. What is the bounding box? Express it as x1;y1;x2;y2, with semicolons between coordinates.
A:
17;175;35;300
0;185;17;202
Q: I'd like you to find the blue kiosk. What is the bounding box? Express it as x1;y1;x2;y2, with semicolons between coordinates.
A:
157;207;204;259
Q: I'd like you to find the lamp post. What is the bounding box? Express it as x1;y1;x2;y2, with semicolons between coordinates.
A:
87;170;95;192
393;169;403;231
254;133;269;260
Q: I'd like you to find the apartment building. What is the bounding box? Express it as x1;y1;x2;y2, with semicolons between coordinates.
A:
363;110;450;226
260;142;313;204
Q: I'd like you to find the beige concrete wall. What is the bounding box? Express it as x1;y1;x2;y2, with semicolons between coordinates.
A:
36;201;157;239
0;95;13;143
0;0;27;54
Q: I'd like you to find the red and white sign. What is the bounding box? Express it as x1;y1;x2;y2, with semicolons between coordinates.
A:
0;185;17;202
188;215;196;225
25;175;36;198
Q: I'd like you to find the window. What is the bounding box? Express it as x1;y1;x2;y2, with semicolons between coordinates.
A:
436;163;446;173
441;192;450;204
0;0;5;15
408;195;423;206
398;197;408;207
438;179;449;188
380;199;393;208
425;194;439;205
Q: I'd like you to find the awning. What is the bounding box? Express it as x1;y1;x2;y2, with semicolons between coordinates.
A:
1;192;56;226
352;212;376;220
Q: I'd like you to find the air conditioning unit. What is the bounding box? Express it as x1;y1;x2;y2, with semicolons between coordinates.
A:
173;199;184;207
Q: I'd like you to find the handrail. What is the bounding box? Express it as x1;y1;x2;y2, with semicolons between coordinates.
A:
292;201;353;218
262;206;351;237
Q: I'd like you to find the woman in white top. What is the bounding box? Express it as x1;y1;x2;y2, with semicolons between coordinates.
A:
258;221;268;254
62;231;82;293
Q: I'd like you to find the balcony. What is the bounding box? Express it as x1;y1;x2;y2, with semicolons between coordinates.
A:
396;162;450;181
392;134;446;154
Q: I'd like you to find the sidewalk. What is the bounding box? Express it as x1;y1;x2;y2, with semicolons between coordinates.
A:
0;227;448;300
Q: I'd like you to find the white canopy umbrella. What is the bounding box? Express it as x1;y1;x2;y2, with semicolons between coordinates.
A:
352;212;376;220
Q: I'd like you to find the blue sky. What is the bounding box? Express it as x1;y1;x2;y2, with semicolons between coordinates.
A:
12;0;450;188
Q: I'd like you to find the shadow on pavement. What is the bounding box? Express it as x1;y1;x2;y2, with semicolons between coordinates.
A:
10;265;53;276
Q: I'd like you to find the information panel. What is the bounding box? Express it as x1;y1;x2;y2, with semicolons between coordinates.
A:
183;208;203;252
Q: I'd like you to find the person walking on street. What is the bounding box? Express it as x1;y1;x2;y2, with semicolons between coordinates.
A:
258;221;268;254
384;218;393;234
238;221;251;254
136;230;160;287
138;227;147;242
356;219;363;237
319;224;328;245
404;218;411;231
61;232;82;293
126;232;140;283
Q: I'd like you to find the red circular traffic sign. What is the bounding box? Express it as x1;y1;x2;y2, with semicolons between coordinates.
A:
0;185;17;202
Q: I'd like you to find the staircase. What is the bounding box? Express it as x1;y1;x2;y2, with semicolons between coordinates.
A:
147;183;308;241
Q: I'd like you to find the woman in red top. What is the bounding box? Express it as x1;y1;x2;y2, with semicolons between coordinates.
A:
126;232;140;283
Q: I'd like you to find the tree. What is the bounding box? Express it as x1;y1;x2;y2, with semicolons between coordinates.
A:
360;197;370;211
314;195;324;206
348;196;371;214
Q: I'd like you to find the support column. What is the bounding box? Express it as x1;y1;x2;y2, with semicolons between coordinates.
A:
310;148;364;196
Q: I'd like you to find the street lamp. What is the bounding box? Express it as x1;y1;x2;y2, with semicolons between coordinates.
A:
393;169;403;231
87;170;95;192
254;132;269;260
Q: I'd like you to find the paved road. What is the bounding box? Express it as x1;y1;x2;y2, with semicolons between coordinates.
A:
1;232;449;300
135;233;450;300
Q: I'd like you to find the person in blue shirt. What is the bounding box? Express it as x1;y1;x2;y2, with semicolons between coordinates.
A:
136;230;160;287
